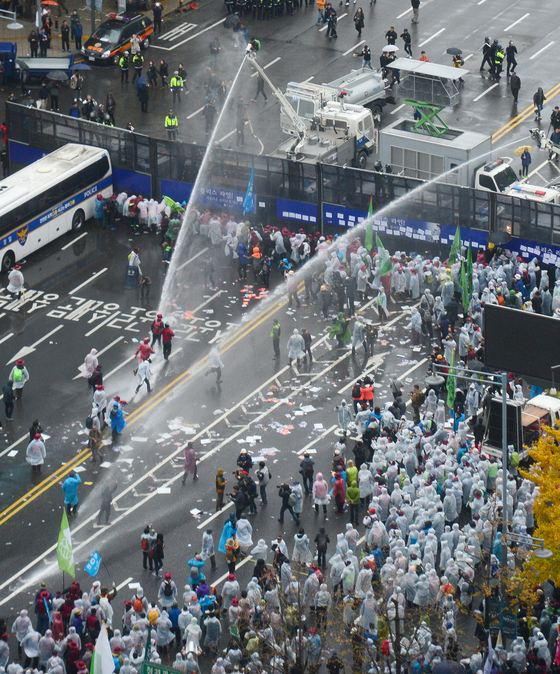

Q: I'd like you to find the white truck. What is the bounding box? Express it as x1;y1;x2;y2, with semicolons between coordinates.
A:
474;157;560;204
248;54;377;168
282;67;390;135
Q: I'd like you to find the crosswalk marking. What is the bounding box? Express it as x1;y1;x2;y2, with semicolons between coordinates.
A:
158;22;197;42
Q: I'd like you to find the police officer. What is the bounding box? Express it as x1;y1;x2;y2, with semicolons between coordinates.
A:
165;110;178;140
152;2;163;33
119;51;130;83
506;40;517;76
103;114;114;127
493;44;504;80
170;70;183;107
132;52;144;82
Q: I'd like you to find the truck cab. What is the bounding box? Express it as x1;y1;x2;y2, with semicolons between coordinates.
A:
474;158;560;204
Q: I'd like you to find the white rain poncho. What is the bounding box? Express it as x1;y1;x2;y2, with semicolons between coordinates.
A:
251;539;268;560
235;518;253;549
292;532;313;565
287;330;305;361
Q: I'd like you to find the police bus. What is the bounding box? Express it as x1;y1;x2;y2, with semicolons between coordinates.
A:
0;144;113;273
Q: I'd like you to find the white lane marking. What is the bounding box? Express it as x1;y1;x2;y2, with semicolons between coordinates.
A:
504;12;529;32
85;311;119;338
391;103;406;115
61;232;88;251
116;576;133;591
464;53;474;62
159;22;197;41
473;82;499;102
6;324;65;365
73;336;125;380
151;18;226;51
0;332;13;346
250;56;281;77
294;424;338;453
530;41;554;60
418;27;445;48
319;23;328;32
477;0;486;4
104;355;136;380
0;434;28;459
69;268;108;296
218;120;248;144
304;76;315;82
344;40;365;56
187;105;205;120
197;501;234;530
190;290;224;315
212;556;253;587
338;351;391;393
400;357;428;379
397;7;412;18
177;246;209;271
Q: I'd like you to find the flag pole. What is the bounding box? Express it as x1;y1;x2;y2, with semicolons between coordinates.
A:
102;559;111;579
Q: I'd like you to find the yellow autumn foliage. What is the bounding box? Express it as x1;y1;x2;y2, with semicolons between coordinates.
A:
514;426;560;602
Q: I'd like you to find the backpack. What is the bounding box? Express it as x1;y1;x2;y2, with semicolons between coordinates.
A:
153;320;163;336
133;597;143;612
288;491;298;507
37;590;50;613
141;537;149;551
85;416;93;430
316;533;327;551
352;383;362;399
13;367;22;382
510;451;520;468
163;580;173;597
304;461;314;477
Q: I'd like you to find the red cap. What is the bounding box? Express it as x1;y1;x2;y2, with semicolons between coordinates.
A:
157;314;162;318
34;433;41;440
96;385;104;390
164;572;171;580
143;337;150;343
227;574;236;581
16;359;24;366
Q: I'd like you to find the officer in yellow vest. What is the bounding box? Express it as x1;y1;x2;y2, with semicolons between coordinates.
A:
170;71;183;107
165;110;178;140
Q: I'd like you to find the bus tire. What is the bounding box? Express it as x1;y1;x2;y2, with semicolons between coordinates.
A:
72;209;85;231
357;151;368;169
1;251;14;274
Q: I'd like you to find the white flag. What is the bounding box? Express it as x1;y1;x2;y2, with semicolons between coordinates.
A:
92;623;115;674
484;633;494;674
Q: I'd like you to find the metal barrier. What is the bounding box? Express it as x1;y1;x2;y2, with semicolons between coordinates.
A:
6;102;560;250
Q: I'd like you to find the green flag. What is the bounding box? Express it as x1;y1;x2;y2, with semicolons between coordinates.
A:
460;262;469;313
57;510;75;579
376;234;393;276
467;241;473;294
446;349;456;410
449;227;461;265
364;194;374;251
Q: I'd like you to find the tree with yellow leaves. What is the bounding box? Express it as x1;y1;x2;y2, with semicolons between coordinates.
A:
512;425;560;603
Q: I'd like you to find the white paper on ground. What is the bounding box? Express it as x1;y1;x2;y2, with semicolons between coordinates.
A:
200;438;212;445
190;508;202;516
157;487;171;494
156;438;165;444
41;434;51;441
73;466;86;473
300;405;316;413
102;439;113;446
119;445;134;452
128;582;141;589
314;423;324;430
246;435;261;442
131;436;148;442
182;427;196;434
100;461;112;468
161;433;172;439
7;450;18;457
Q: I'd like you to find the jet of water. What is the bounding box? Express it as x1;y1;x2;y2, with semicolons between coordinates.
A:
159;54;248;315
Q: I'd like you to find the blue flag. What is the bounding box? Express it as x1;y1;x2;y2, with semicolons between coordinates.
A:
85;551;102;578
243;166;254;215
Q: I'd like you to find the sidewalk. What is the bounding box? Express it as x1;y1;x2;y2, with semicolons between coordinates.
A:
0;0;185;58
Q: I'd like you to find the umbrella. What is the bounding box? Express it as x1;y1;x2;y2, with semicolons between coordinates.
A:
446;47;462;55
41;0;59;4
47;70;68;81
384;45;399;53
163;195;185;213
224;14;240;28
487;230;512;246
16;59;29;69
70;63;91;71
514;145;532;156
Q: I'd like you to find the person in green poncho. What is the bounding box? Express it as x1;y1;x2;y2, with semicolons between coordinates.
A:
329;312;351;348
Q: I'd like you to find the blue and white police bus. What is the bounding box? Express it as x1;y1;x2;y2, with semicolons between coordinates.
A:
0;144;113;272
